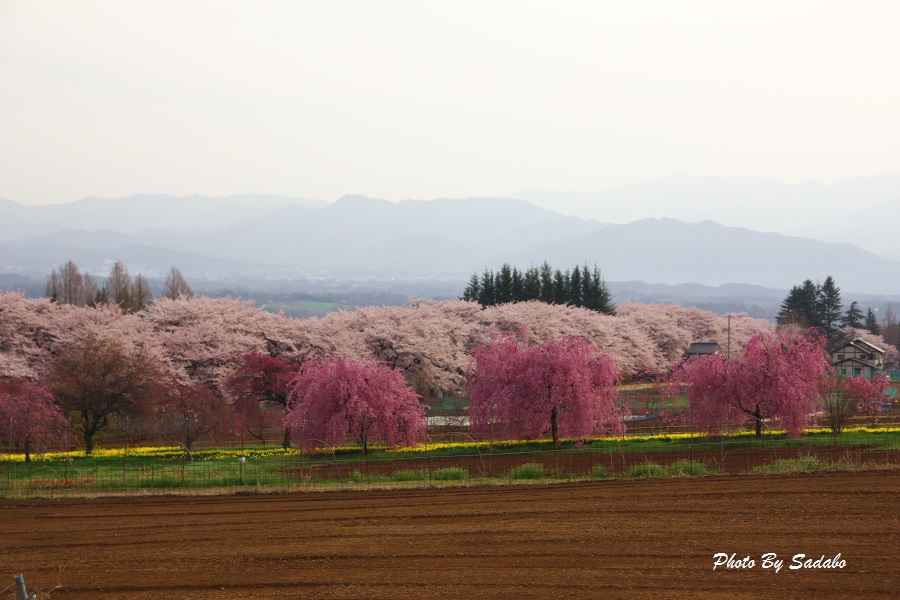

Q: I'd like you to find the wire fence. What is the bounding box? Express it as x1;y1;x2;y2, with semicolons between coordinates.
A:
2;433;897;499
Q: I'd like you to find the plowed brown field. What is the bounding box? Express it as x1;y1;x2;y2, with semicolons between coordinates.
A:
2;471;898;599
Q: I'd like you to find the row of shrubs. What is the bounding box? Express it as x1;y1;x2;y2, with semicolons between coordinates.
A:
347;456;847;484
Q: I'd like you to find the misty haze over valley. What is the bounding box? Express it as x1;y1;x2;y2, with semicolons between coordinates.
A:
3;173;900;320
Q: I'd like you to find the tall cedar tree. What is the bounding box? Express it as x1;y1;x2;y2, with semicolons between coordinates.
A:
569;266;582;307
777;279;819;327
539;262;555;302
511;267;524;302
522;266;541;300
553;270;567;304
477;268;495;306
778;276;848;340
496;264;514;304
841;301;865;329
462;273;481;302
816;276;843;337
865;308;880;335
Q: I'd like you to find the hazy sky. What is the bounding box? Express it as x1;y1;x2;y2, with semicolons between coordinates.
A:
2;1;899;206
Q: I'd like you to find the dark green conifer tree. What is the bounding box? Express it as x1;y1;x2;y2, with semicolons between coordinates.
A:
816;276;843;337
589;265;615;315
569;266;582;307
462;262;615;315
462;273;482;302
552;269;567;305
511;267;524;302
495;264;513;304
840;301;864;329
539;262;554;303
777;279;820;327
522;265;541;301
865;308;880;335
478;269;495;306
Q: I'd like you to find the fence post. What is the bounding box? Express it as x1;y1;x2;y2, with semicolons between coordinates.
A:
14;573;35;600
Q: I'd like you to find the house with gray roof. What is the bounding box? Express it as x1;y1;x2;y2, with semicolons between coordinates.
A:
830;338;885;379
684;342;720;359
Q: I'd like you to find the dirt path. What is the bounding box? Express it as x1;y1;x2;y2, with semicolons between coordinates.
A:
2;470;898;599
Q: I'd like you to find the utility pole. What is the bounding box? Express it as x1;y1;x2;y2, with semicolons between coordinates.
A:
727;314;732;360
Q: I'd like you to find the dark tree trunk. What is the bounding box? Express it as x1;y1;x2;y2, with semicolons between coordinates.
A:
551;406;559;447
24;439;31;463
754;406;762;437
281;426;292;449
82;411;100;455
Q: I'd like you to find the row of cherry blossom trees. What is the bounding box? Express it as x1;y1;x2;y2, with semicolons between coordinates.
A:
1;292;895;455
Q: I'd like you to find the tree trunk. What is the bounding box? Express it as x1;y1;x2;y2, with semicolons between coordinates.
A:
83;412;98;455
551;406;559;447
754;406;762;437
281;426;292;450
24;439;31;463
361;427;368;456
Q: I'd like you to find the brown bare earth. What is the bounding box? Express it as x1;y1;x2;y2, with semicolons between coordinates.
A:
2;471;898;599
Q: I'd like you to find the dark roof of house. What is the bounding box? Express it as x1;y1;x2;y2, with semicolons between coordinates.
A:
850;338;884;354
830;338;885;355
685;342;720;355
832;357;881;370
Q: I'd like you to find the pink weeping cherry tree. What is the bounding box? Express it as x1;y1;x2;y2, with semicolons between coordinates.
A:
671;330;830;437
0;378;70;462
284;357;426;455
467;333;623;446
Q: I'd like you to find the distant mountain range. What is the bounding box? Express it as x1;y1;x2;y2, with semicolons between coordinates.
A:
512;172;900;259
2;186;900;296
0;193;324;241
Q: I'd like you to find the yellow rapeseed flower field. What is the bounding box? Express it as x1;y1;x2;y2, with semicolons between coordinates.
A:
2;426;896;462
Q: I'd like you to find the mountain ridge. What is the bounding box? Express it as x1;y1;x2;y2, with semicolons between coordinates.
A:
511;172;900;254
2;192;899;295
